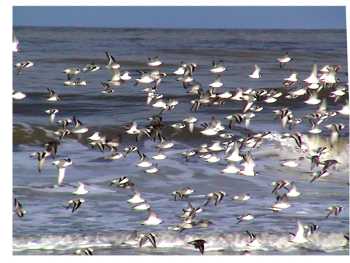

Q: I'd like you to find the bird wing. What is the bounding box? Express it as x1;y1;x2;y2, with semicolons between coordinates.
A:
326;209;333;218
243;153;255;170
198;243;205;255
295;221;306;240
111;69;120;81
139;236;148;248
148;234;157;248
105;51;112;65
74;201;82;212
48;142;58;157
243;100;254;113
311;64;317;76
67;73;73;81
15;198;22;209
38;157;45;173
111;55;117;63
57;168;66;185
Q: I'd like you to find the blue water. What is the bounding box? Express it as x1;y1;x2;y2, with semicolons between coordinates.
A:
13;27;349;255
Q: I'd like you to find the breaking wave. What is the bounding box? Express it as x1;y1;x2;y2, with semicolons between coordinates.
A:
13;230;349;254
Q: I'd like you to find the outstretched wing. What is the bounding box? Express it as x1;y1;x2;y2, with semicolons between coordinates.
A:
198;243;205;255
57;167;66;185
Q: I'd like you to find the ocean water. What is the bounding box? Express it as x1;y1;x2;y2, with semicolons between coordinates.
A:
13;27;349;255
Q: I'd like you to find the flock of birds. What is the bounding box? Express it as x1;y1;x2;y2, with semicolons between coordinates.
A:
13;32;349;255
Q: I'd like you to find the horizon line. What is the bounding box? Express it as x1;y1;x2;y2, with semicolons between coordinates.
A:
13;25;346;30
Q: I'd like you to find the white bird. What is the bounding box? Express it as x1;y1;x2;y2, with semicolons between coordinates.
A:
183;116;197;133
71;116;88;134
156;138;174;150
173;64;186;75
64;79;87;87
325;123;345;145
289;221;308;244
208;141;224;152
13;33;19;52
308;119;322;134
237;214;254;224
52;158;73;186
45;109;59;123
205;154;220;163
137;153;153;168
221;163;240;174
120;71;132;81
249;64;261;79
304;64;319;84
107;69;121;85
136;72;155;85
104;151;124;160
264;96;277;104
244;112;255;128
15;60;34;74
330;86;346;102
304;91;321;105
171;123;186;129
280;160;299;168
233;193;250;201
307;83;321;90
63;67;80;80
283;72;298;86
218;91;232;99
286;182;300;197
141;210;163;225
201;127;217;136
145;166;159;174
182;150;196;161
47;88;60;102
126;122;141;135
210;61;226;74
239;153;256;176
83;63;100;72
88;132;104;142
200;117;225;136
75;248;93;255
320;65;331;73
288;87;307;98
105;51;120;70
148;57;162;67
128;191;145;204
146;92;163;105
321;69;337;84
231;88;244;101
172;187;194;200
12;90;26;100
152;153;167;160
271;194;290;212
338;101;350;115
133;202;151;211
226;112;244;128
277;52;292;68
209;76;223;88
152;99;167;109
199;153;211;160
181;75;194;83
73;182;88;195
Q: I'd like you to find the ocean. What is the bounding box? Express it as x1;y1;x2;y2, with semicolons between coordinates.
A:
13;26;349;255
